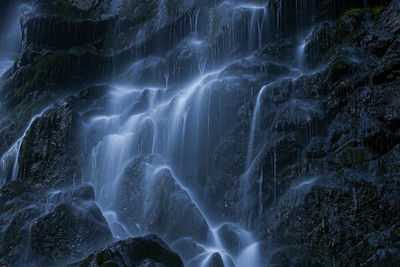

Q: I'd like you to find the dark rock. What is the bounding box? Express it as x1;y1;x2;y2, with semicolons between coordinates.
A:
115;155;210;244
72;234;183;267
30;202;112;265
205;252;224;267
18;100;82;189
0;181;112;266
21;15;112;50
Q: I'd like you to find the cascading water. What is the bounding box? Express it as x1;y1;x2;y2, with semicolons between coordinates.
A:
80;1;278;265
84;65;265;265
0;0;331;266
295;28;314;71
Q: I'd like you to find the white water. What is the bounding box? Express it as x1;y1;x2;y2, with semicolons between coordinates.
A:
84;61;265;264
83;6;276;259
0;1;325;266
295;27;314;72
237;242;262;267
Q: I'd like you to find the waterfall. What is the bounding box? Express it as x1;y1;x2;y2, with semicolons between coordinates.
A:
295;27;314;72
84;60;265;264
0;0;336;266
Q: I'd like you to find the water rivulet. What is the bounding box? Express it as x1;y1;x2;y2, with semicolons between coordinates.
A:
0;0;399;266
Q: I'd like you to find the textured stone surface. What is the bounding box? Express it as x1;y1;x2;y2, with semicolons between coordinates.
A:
72;234;183;267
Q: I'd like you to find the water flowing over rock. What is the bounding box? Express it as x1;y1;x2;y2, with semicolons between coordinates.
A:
0;0;400;266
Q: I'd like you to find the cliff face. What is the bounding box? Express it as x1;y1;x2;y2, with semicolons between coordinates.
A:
0;0;399;266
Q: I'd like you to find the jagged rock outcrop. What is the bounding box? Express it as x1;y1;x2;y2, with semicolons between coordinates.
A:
0;182;113;266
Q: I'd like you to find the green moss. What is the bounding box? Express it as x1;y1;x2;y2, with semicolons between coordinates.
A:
79;253;94;267
335;62;346;70
14;51;67;100
371;5;388;21
386;69;400;80
95;249;112;265
341;5;388;22
342;8;366;20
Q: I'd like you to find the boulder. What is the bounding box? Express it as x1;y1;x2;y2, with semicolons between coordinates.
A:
72;234;183;267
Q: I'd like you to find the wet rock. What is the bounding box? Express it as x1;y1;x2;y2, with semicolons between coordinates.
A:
205;252;224;267
268;0;368;35
115;155;210;244
305;22;335;69
261;38;295;63
268;248;292;267
72;234;183;267
171;237;205;261
18;100;82;188
21;15;112;50
165;37;209;84
0;181;112;266
264;171;400;266
121;56;167;87
30;202;112;265
216;223;252;257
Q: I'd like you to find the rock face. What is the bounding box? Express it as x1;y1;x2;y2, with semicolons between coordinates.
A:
0;182;113;266
114;155;210;243
256;1;400;265
72;234;184;267
0;0;400;266
19;100;82;188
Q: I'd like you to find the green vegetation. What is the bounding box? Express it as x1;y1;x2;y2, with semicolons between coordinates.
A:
371;5;388;20
343;8;366;20
15;51;67;99
386;69;400;79
341;5;388;22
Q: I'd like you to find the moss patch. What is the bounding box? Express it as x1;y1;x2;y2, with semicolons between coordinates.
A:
342;8;366;20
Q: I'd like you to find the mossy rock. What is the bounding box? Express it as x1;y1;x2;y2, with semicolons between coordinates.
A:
342;8;366;20
95;249;113;265
371;5;388;20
